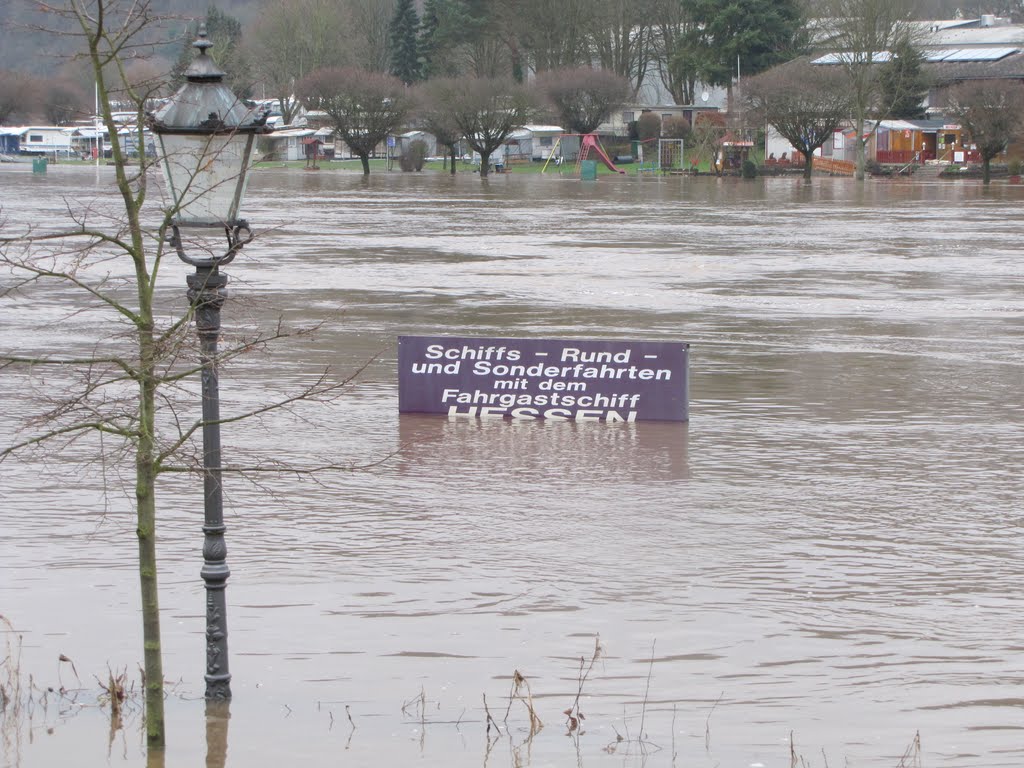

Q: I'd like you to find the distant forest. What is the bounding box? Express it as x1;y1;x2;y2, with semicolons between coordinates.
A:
0;0;262;75
1;0;1020;128
2;0;1020;78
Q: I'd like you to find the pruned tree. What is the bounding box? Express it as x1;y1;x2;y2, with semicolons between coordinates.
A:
537;66;629;134
430;76;535;176
298;67;412;174
821;0;919;179
746;61;851;179
415;79;465;174
945;79;1024;184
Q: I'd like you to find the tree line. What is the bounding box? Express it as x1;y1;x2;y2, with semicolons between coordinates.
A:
2;0;807;124
3;0;1022;183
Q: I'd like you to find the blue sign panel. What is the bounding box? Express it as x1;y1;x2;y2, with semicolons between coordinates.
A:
398;336;689;422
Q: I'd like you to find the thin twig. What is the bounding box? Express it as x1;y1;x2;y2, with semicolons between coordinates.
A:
483;693;501;736
705;691;723;751
638;639;655;740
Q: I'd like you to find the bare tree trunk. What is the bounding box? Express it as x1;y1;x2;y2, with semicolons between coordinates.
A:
803;154;814;180
84;12;168;744
982;157;991;184
854;116;867;181
449;146;457;175
479;151;491;177
136;369;165;747
359;152;370;175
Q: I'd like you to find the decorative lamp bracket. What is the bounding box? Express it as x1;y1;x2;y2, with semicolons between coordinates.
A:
169;220;253;269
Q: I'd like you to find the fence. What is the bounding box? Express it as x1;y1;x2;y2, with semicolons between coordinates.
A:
812;157;856;176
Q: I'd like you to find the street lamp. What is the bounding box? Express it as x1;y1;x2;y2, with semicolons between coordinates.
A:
149;25;272;701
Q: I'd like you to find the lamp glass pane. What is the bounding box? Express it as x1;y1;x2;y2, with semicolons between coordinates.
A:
158;132;253;226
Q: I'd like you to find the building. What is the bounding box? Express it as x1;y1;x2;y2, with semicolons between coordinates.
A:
502;125;564;161
764;19;1024;167
6;126;77;157
266;127;334;161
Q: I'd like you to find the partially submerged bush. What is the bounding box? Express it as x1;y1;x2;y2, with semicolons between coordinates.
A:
399;139;429;172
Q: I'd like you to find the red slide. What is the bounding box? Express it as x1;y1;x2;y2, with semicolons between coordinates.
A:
580;133;626;174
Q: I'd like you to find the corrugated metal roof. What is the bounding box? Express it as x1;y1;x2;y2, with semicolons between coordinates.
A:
814;47;1019;65
929;26;1024;46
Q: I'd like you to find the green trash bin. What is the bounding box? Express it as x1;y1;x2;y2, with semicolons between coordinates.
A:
32;157;48;174
580;159;598;181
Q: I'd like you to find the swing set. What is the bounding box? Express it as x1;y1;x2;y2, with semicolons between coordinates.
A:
541;133;626;175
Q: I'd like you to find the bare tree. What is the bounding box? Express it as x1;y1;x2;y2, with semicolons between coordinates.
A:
746;61;851;179
651;0;700;105
1;0;349;750
588;0;657;96
690;110;726;173
510;0;591;71
348;0;396;73
537;66;630;134
431;76;535;176
298;67;412;174
0;70;37;125
247;0;353;125
37;75;91;125
821;0;919;179
1;1;185;747
945;79;1024;184
415;80;466;174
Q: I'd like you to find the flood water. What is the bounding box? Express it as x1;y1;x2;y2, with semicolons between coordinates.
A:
1;164;1022;768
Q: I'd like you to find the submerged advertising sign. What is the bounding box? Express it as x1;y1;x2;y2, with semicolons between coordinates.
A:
398;336;689;422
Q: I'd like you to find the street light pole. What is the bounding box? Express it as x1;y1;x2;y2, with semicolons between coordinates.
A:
190;262;231;698
149;24;271;700
172;224;251;700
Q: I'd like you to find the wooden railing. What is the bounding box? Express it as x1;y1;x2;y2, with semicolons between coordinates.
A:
813;157;856;176
876;150;938;164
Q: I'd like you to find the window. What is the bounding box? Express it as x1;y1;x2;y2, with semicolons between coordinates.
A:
622;111;634;123
540;137;552;147
29;134;43;143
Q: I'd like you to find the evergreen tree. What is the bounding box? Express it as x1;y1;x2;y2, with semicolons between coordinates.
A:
389;0;421;84
418;0;476;78
879;40;929;120
419;0;443;78
683;0;805;90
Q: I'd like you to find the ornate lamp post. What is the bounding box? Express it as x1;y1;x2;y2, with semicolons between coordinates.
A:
149;26;272;700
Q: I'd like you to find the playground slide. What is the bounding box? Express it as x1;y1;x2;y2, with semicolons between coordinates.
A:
581;134;626;174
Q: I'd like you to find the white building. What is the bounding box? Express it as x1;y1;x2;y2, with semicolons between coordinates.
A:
9;126;77;156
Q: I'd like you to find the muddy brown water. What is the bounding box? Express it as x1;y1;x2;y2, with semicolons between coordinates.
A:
1;164;1022;767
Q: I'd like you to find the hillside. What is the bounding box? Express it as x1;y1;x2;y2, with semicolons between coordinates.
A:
0;0;264;75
